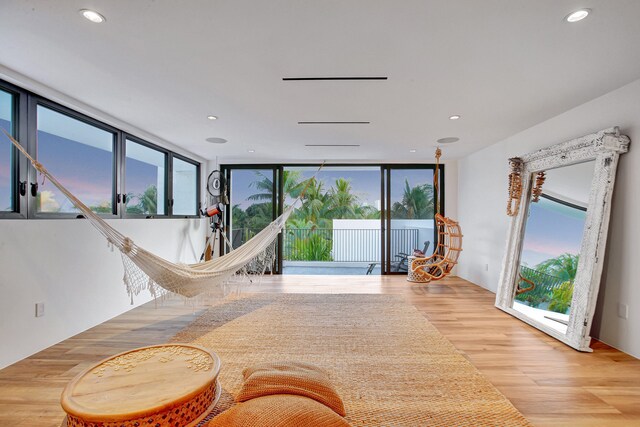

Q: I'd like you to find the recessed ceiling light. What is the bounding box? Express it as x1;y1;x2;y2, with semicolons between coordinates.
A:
565;9;590;23
207;115;218;120
409;149;417;153
247;149;255;153
437;137;460;144
79;9;106;23
205;137;227;144
449;115;461;120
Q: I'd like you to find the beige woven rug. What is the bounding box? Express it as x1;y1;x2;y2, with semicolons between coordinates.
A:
171;294;532;426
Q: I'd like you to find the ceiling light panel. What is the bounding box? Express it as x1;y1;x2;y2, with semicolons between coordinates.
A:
298;121;370;125
305;144;360;147
283;77;388;81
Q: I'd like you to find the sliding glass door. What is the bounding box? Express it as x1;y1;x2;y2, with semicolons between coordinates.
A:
227;167;280;271
383;166;441;274
281;166;381;275
223;164;443;275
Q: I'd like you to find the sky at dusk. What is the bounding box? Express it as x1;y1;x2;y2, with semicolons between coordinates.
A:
1;90;13;211
521;196;586;267
37;130;113;212
231;166;435;213
2;118;164;214
1;118;13;212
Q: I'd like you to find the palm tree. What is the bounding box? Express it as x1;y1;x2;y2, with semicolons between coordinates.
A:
326;178;359;219
138;185;158;214
248;170;304;201
231;205;248;229
124;185;158;214
291;178;332;228
354;204;380;219
535;253;580;282
391;180;434;219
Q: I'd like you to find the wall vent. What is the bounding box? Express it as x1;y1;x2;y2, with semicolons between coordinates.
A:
283;77;387;81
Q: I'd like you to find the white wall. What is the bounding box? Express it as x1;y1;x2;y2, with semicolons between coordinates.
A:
0;69;209;369
457;78;640;358
444;159;458;220
0;218;206;369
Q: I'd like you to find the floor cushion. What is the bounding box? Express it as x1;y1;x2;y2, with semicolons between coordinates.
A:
237;361;346;416
207;395;351;427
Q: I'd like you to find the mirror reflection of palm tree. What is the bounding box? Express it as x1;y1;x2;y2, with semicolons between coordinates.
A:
535;253;579;282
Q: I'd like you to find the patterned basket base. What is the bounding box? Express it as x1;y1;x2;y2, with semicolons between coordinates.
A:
407;256;431;283
62;380;221;427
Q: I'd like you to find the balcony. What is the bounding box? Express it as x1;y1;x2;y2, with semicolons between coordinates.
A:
231;223;433;275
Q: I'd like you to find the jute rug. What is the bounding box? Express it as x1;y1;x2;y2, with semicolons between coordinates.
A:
171;294;532;426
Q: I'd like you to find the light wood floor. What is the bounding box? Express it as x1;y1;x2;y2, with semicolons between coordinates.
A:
1;275;639;426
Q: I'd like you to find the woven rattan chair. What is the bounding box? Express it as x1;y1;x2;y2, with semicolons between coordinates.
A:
409;214;462;282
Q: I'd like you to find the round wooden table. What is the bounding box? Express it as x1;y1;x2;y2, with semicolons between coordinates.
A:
61;344;221;427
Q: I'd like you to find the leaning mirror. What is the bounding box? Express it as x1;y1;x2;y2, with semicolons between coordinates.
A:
495;128;630;351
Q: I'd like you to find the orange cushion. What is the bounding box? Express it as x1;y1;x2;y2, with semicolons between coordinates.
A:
207;395;351;427
237;361;346;416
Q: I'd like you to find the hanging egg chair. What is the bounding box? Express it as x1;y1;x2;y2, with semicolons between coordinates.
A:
407;148;463;283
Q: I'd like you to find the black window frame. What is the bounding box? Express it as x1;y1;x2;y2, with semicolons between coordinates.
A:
121;134;170;218
222;165;281;271
0;77;202;221
0;80;28;219
221;163;445;276
382;163;445;275
30;97;121;219
169;153;201;218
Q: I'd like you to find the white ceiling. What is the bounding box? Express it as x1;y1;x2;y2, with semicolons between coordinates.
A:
1;0;640;163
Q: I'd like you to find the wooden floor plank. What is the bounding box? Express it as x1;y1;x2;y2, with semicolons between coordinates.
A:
0;275;639;426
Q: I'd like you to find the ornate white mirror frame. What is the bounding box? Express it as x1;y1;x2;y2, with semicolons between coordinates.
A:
495;127;630;352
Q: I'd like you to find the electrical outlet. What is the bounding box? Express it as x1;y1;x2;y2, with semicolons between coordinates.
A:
35;302;45;317
485;263;489;272
618;303;629;320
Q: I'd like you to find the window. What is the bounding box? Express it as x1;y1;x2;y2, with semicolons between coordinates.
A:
125;138;166;215
1;78;201;220
36;105;116;214
0;89;14;212
172;157;198;216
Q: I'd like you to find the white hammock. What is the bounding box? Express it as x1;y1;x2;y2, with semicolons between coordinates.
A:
5;130;295;299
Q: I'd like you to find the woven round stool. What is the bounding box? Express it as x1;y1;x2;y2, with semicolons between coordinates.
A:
61;344;221;427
